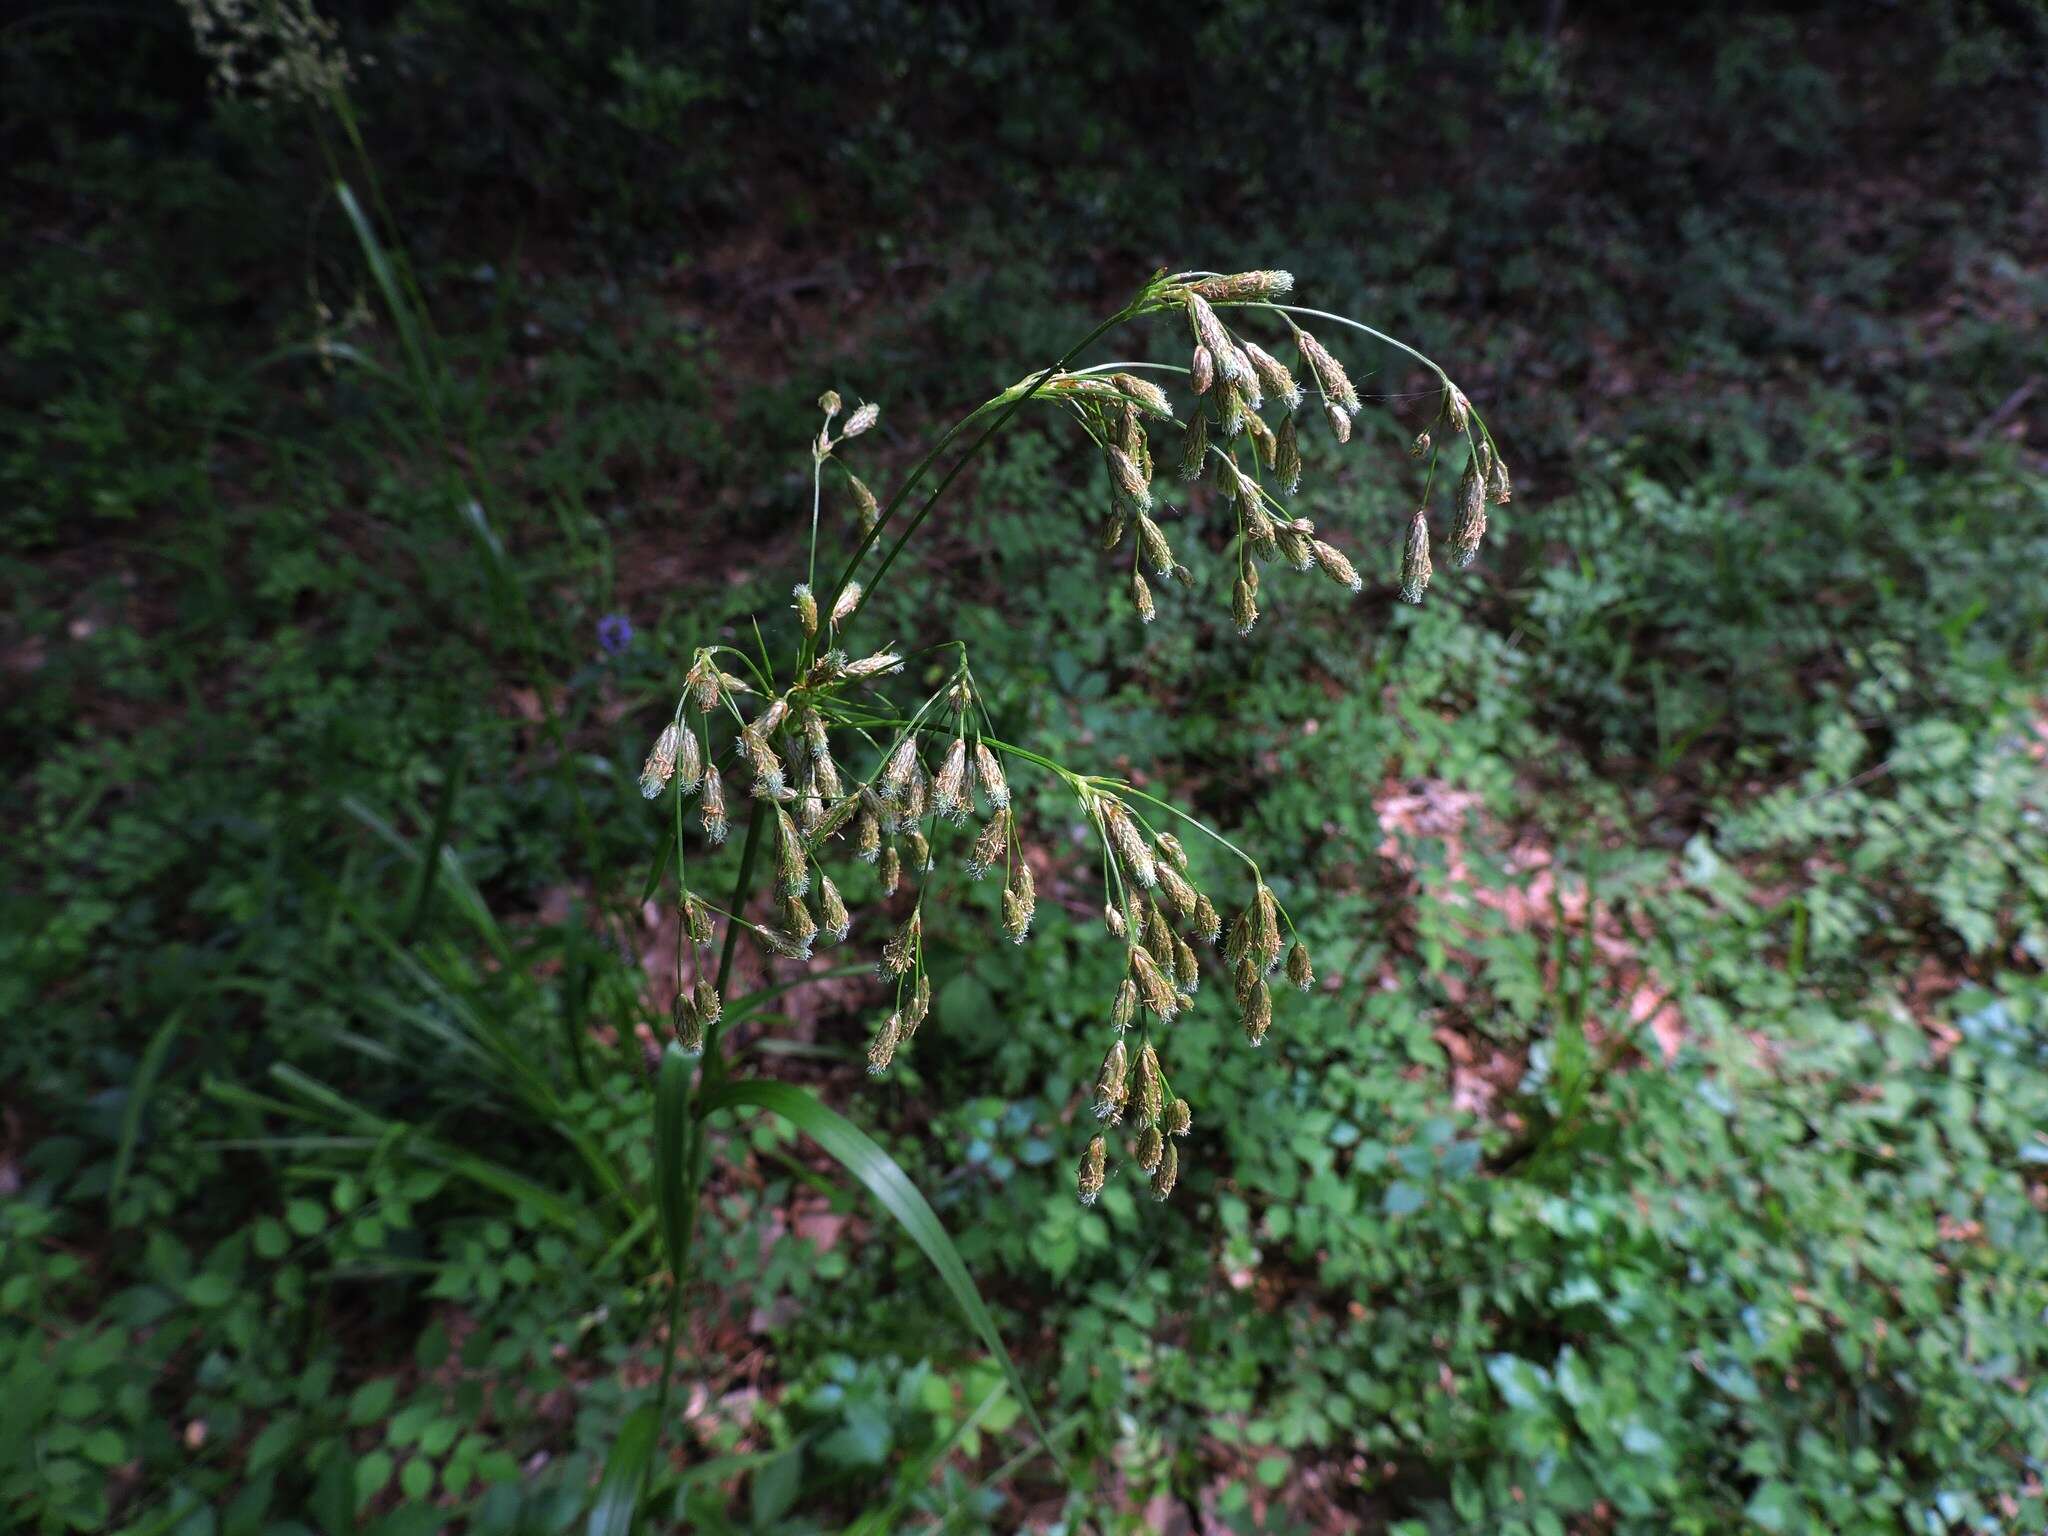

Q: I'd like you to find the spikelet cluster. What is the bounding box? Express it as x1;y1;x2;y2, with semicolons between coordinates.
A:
637;275;1509;1211
1067;271;1516;632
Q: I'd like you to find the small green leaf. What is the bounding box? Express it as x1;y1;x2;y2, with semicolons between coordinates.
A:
349;1378;398;1425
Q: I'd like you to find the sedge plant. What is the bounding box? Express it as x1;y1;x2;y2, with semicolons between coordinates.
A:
628;266;1511;1506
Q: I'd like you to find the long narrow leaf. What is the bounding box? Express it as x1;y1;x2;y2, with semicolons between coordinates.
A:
109;1009;184;1219
587;1403;658;1536
654;1044;694;1277
696;1078;1067;1482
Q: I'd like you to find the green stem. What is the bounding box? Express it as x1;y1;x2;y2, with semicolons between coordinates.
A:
826;305;1137;634
644;797;769;1502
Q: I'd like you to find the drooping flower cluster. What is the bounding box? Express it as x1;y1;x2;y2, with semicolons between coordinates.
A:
640;272;1510;1206
1037;268;1510;634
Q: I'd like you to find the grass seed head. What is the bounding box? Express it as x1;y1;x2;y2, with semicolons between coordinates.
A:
1313;539;1362;593
1112;977;1138;1030
1232;577;1259;636
1138;1040;1171;1122
700;763;729;844
1131;946;1180;1018
1275;414;1302;494
1149;1140;1179;1200
933;737;971;822
968;807;1010;879
879;844;901;897
674;989;707;1054
1078;1135;1107;1204
1286;940;1314;992
1003;863;1036;942
1137;1123;1165;1173
842;401;880;438
1187;269;1295;302
792;583;818;636
973;742;1009;809
1111;372;1172;416
880;908;921;976
1173;933;1201;995
1243;341;1303;410
1445;384;1471;433
1165;1097;1193;1137
847;473;880;533
1255;883;1283;971
830;582;862;627
1241;978;1272;1046
1296;328;1360;415
1106;445;1152;512
818;874;850;942
1094;1040;1130;1123
1451;458;1489;570
1130;570;1156;624
640;721;682;800
1137;514;1175;575
1400;508;1434;604
867;1012;901;1076
1488;453;1513;505
774;806;809;894
1179;409;1209;481
684;894;715;946
1193;893;1222;944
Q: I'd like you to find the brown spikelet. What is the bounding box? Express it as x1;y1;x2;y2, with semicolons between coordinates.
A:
847;474;880;533
973;742;1010;809
1232;577;1258;637
1400;508;1433;605
700;762;728;844
1242;340;1303;409
1295;329;1360;415
1179;407;1209;482
1111;977;1138;1031
1149;1140;1179;1200
1093;1040;1130;1123
1186;270;1295;302
1137;1124;1165;1174
867;1013;901;1076
1312;539;1362;594
1002;863;1036;942
1275;414;1301;494
1190;344;1214;395
1130;570;1156;624
1286;940;1314;992
1077;1135;1107;1204
1111;372;1172;416
1165;1097;1192;1137
1241;978;1272;1046
1451;456;1489;570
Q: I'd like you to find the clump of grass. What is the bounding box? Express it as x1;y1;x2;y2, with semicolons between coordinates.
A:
639;267;1511;1204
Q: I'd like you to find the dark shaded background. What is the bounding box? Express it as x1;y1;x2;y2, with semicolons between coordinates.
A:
5;3;2047;1533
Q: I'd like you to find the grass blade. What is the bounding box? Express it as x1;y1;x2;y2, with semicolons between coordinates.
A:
108;1009;185;1219
654;1044;694;1278
587;1402;657;1536
696;1077;1067;1483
